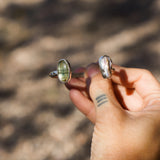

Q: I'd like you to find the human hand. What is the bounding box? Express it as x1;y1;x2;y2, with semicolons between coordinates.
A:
66;64;160;160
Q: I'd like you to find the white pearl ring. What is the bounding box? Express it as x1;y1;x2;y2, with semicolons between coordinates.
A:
49;55;114;83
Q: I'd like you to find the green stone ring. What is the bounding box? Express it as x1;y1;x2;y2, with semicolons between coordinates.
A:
49;59;84;83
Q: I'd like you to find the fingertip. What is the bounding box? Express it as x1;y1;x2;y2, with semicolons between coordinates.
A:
69;89;83;110
69;89;80;100
66;78;86;90
69;89;90;105
74;67;86;73
69;89;96;123
86;63;100;78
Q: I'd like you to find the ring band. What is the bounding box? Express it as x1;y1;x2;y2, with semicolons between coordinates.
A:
49;71;84;79
72;72;84;78
49;55;114;83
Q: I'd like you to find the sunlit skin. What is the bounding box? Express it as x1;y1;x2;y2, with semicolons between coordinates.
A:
66;64;160;160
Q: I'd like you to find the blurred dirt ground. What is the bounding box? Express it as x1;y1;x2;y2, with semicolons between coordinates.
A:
0;0;160;160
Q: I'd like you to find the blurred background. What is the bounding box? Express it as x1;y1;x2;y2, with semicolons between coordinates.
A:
0;0;160;160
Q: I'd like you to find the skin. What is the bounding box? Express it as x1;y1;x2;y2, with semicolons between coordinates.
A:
65;64;160;160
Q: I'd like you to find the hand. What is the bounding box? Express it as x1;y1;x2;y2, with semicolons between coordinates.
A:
66;64;160;160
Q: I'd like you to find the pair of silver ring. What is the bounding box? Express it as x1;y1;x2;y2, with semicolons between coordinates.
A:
49;55;114;83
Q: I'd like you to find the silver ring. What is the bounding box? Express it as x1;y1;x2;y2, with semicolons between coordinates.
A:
49;55;114;83
49;59;84;83
98;55;114;79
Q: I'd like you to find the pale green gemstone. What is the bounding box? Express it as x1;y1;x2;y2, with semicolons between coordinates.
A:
57;59;70;83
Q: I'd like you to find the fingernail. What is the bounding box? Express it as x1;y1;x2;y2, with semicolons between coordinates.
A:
87;63;100;78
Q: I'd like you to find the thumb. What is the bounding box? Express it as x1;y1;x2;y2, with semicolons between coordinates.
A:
87;64;124;123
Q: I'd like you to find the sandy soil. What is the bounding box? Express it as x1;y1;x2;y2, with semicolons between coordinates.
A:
0;0;160;160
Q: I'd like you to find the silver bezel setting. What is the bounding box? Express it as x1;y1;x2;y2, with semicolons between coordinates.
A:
99;55;113;79
57;59;71;83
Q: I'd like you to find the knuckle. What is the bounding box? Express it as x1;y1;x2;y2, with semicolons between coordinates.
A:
140;69;152;76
